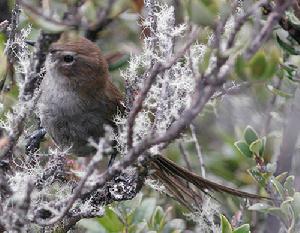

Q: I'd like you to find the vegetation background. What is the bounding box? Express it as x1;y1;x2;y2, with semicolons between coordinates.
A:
0;0;300;232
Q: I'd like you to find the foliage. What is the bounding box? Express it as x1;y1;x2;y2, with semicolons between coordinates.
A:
0;0;300;232
234;125;300;232
80;194;187;233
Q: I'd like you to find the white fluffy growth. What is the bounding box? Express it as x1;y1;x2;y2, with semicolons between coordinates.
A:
186;197;221;233
5;25;31;77
116;2;206;156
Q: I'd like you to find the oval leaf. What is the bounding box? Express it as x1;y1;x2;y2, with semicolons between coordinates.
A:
249;203;271;211
284;176;295;196
267;85;292;98
243;126;259;145
249;52;267;79
234;141;253;158
276;34;300;55
221;215;233;233
249;139;262;156
233;224;250;233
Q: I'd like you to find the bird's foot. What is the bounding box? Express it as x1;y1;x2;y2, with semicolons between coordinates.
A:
25;128;46;155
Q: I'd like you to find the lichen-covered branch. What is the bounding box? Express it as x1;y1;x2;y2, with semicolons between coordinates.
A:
0;0;296;232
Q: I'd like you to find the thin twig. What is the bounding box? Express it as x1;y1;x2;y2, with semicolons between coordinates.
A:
190;124;205;178
19;0;74;27
85;0;116;41
211;81;251;99
179;142;193;172
244;0;295;60
226;0;269;50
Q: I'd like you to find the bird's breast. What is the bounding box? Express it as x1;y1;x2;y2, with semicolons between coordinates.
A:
38;75;107;156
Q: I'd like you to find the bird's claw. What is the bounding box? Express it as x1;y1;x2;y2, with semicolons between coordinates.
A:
25;128;46;155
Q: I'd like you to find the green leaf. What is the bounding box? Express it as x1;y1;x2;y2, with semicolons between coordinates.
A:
234;141;253;158
80;1;97;22
292;192;300;219
263;51;279;80
221;215;233;233
163;219;186;232
259;137;266;157
120;193;143;216
234;55;247;80
248;167;268;186
233;224;250;233
149;206;165;230
132;198;157;224
249;52;267;79
276;34;300;55
275;172;288;183
267;85;292;98
23;9;68;33
271;177;285;198
78;219;106;233
249;203;272;211
284;176;295;196
109;54;130;71
128;222;147;233
243;126;259;145
185;0;215;26
281;63;298;82
286;11;300;30
97;207;123;232
199;48;212;73
280;199;294;217
249;139;262;156
281;63;298;74
268;207;289;225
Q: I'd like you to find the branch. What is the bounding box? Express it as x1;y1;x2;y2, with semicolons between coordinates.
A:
244;0;295;60
19;0;74;28
0;6;59;163
190;124;205;178
126;26;199;149
85;0;116;41
35;150;103;226
97;0;293;207
226;0;269;50
5;3;20;64
21;32;60;100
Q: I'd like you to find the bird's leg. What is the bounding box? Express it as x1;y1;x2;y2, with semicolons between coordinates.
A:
25;128;46;155
107;140;118;167
108;154;116;167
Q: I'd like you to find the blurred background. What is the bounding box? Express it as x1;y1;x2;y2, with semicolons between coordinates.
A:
1;0;300;232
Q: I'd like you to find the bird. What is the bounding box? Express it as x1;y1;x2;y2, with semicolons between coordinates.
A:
37;32;268;210
38;32;123;162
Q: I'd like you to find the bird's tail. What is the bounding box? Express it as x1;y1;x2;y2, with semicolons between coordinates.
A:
148;155;268;210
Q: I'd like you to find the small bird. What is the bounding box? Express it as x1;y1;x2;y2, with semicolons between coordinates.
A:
38;33;267;210
39;33;123;159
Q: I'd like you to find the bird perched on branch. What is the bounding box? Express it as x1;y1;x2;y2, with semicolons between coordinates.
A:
38;32;123;161
37;32;267;210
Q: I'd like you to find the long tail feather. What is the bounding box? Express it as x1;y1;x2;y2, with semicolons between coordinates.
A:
149;155;269;209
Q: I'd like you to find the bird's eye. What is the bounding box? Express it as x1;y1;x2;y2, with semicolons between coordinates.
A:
63;55;74;63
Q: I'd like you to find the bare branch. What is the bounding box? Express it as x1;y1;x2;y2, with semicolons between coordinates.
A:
190;124;205;178
244;0;295;60
226;0;269;50
85;0;116;41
